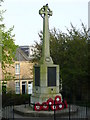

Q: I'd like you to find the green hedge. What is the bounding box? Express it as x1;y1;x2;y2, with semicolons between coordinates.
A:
2;93;30;106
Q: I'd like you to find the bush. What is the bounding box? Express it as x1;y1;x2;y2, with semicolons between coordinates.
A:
2;93;30;106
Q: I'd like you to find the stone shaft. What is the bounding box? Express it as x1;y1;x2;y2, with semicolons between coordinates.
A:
39;4;53;64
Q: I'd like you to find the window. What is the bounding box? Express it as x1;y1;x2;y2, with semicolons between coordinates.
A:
28;81;32;94
2;85;6;94
2;82;7;94
15;82;20;94
15;63;20;74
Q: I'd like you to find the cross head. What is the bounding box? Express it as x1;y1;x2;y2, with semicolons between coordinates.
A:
39;4;52;18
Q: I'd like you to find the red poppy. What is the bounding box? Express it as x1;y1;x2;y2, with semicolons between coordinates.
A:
47;98;54;106
55;95;61;103
58;102;64;110
34;102;42;111
42;102;49;111
51;104;58;111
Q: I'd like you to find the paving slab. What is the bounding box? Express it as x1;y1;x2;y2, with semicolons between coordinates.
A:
14;104;78;117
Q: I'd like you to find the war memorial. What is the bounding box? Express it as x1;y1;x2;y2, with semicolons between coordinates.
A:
31;4;67;111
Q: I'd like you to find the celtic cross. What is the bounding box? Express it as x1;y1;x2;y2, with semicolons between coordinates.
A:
39;4;53;64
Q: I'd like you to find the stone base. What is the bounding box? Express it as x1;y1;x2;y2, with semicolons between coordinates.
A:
31;93;62;104
31;64;62;104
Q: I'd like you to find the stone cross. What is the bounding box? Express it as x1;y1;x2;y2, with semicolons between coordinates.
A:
39;4;53;64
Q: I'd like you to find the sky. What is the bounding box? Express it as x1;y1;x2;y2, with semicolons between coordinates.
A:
1;0;89;46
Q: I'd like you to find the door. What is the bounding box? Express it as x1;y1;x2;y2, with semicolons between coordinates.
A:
22;82;26;94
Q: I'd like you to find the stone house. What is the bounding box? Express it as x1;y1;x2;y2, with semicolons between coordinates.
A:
2;46;35;94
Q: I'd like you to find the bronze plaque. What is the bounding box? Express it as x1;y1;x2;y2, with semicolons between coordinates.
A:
48;67;56;86
35;66;40;86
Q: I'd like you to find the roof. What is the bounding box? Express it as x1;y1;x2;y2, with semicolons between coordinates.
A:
20;46;30;56
15;46;35;61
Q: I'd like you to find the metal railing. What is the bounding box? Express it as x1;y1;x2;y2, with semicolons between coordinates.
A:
1;95;90;120
2;98;14;120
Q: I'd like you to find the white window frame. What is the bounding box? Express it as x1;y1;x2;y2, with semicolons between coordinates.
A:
15;82;20;94
28;81;33;94
15;63;20;75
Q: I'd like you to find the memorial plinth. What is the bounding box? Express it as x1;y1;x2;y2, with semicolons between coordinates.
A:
31;4;62;104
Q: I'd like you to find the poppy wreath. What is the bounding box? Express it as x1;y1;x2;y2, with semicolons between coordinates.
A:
55;100;61;107
58;102;64;110
42;102;49;111
63;99;68;108
47;98;54;106
55;95;61;104
51;103;58;111
34;102;42;111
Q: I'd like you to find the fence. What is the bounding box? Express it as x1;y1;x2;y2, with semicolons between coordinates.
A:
2;98;14;120
1;95;90;120
55;103;90;120
29;102;90;120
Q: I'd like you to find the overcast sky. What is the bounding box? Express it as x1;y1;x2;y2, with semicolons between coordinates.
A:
1;0;89;46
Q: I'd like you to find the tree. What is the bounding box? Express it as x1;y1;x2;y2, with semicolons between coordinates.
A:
33;23;89;101
1;27;17;80
0;1;17;84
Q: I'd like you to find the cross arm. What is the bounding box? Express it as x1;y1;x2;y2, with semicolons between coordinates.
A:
39;4;53;18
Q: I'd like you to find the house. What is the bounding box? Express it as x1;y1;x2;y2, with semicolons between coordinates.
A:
2;45;35;94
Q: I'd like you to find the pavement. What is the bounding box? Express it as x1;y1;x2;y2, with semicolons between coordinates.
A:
14;104;78;117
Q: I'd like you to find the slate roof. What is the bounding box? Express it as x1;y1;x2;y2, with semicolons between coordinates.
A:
20;46;29;56
15;46;34;61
